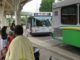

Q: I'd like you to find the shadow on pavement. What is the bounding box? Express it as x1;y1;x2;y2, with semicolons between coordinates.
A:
58;45;80;55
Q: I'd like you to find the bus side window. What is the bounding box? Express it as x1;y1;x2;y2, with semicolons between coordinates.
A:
26;18;31;29
32;18;36;27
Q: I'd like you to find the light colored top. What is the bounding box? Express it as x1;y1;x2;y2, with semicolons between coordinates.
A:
0;39;3;51
5;35;35;60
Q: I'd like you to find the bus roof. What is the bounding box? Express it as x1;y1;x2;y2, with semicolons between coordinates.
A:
53;0;80;9
31;12;52;16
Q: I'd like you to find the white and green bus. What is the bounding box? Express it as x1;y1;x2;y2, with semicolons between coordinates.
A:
52;0;80;47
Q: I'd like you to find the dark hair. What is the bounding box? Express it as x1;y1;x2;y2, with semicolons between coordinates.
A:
10;21;15;31
14;25;23;35
1;26;7;39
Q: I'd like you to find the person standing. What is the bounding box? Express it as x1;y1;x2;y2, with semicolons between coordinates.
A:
0;38;3;59
5;25;35;60
10;21;15;32
1;26;8;48
0;26;8;59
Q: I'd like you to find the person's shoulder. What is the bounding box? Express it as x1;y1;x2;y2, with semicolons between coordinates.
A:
13;36;29;42
13;36;25;41
9;36;21;47
10;36;21;44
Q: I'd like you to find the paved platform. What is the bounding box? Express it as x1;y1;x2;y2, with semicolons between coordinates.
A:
28;37;80;60
23;27;80;60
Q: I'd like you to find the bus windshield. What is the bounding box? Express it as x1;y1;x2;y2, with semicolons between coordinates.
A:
35;17;51;27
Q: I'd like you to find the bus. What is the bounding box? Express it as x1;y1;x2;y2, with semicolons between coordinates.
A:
52;0;80;47
26;12;52;35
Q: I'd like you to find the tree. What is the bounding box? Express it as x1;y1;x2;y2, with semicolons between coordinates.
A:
6;18;14;26
21;16;27;25
39;0;54;12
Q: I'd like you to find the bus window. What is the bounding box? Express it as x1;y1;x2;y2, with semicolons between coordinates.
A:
32;18;36;27
36;19;43;26
61;4;77;25
27;17;33;28
79;4;80;24
36;19;51;27
42;20;51;26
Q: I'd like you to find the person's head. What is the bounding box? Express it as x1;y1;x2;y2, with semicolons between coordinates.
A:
14;25;23;36
1;26;7;39
1;26;7;34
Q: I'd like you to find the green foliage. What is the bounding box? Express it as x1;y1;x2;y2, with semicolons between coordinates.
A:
6;18;14;26
39;0;54;12
21;16;27;25
21;12;28;16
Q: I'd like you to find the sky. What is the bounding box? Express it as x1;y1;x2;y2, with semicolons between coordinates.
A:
22;0;42;12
